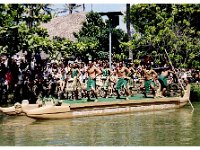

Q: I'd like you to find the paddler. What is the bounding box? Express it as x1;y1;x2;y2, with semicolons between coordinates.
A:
114;62;131;100
86;61;102;102
140;68;157;98
158;67;174;97
101;62;113;98
59;69;67;93
127;62;137;96
70;62;81;100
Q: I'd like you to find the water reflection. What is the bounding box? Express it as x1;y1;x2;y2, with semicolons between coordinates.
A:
0;103;199;146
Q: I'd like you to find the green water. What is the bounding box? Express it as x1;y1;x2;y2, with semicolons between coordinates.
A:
0;103;200;146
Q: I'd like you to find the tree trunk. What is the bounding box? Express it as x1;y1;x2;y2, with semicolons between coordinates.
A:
68;4;73;14
83;4;85;11
126;4;133;60
15;4;19;53
28;4;34;28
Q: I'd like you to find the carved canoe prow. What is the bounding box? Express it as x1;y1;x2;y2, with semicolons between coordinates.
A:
0;100;40;116
0;106;16;115
27;105;70;115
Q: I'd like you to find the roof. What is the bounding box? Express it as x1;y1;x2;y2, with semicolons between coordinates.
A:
41;12;87;41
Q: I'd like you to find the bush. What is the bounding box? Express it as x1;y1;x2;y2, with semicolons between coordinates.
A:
190;84;200;102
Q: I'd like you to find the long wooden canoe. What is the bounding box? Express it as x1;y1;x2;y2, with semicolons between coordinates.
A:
0;101;40;116
23;84;191;120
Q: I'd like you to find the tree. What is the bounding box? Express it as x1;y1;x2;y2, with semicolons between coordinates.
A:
82;4;85;11
0;4;52;55
74;11;128;60
126;3;133;60
23;4;52;28
56;4;82;15
125;4;200;68
50;36;75;59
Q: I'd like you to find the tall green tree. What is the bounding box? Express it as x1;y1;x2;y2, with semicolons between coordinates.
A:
126;3;132;60
74;11;127;60
56;4;82;15
0;4;52;55
23;4;52;28
125;4;200;68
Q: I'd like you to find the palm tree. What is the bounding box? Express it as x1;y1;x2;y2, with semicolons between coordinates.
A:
25;4;52;28
56;4;82;15
67;4;82;14
126;4;133;60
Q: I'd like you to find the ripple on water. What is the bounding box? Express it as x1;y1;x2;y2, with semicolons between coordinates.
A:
0;103;200;146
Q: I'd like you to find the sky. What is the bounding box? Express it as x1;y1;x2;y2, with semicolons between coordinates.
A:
52;4;127;31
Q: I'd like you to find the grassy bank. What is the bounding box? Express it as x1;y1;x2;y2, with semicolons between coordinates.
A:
190;84;200;102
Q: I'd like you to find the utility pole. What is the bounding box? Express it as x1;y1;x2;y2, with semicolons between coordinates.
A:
109;20;112;68
83;4;85;11
91;4;93;11
99;11;122;69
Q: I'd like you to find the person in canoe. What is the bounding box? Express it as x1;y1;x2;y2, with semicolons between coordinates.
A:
70;62;81;100
140;69;157;98
59;69;67;94
114;62;131;100
101;62;113;98
158;68;174;97
86;61;102;102
127;63;137;96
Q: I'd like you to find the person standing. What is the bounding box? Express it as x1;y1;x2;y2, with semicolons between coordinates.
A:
101;62;113;98
59;69;67;94
158;68;174;97
86;61;101;102
114;62;131;100
140;69;157;98
70;62;81;100
79;62;87;98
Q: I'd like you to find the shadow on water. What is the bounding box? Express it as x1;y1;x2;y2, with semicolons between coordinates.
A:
0;103;200;146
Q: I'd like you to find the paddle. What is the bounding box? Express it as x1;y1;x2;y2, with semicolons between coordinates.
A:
164;49;194;110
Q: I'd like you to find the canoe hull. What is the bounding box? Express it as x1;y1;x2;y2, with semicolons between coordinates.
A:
0;106;17;115
2;85;190;119
0;104;40;116
27;103;186;119
26;98;188;119
26;85;190;120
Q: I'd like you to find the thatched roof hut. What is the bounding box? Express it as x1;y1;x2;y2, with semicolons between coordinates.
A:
41;12;87;41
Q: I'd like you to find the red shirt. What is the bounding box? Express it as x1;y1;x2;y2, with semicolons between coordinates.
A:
5;72;12;84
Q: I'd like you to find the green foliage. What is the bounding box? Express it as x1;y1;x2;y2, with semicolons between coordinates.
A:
190;84;200;102
113;53;126;61
125;4;200;68
0;7;128;61
96;51;109;59
133;59;141;65
56;4;82;15
74;11;128;60
49;36;76;59
0;4;52;55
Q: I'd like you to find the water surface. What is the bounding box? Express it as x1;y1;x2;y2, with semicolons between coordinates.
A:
0;103;200;146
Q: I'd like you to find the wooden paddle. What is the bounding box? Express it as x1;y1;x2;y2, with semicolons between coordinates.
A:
164;49;194;110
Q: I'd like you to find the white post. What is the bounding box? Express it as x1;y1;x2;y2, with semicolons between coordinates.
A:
109;31;112;69
109;22;112;69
